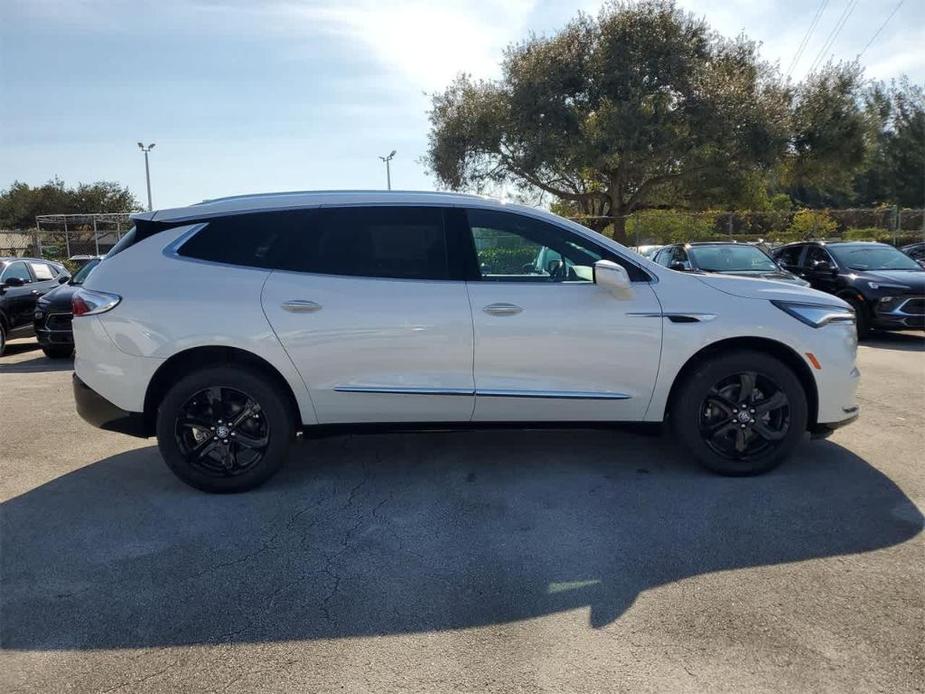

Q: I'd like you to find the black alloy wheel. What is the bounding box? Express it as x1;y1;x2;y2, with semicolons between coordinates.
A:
156;365;294;493
671;350;807;476
698;371;790;461
175;386;270;477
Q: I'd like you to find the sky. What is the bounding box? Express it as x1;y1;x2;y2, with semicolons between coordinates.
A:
1;0;922;210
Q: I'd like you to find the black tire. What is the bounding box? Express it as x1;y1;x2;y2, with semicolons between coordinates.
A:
846;295;870;340
0;321;6;357
155;365;295;493
42;345;73;359
671;350;808;476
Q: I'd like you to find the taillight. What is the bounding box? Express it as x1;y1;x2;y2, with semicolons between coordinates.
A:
72;289;121;317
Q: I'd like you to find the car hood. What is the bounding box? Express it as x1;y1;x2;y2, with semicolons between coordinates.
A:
710;269;808;285
37;282;80;310
853;269;925;292
692;272;849;307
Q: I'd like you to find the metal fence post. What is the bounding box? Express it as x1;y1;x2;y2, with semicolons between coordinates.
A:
63;218;70;258
93;217;100;256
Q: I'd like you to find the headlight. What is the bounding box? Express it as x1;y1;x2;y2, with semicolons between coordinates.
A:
867;281;910;290
771;300;855;328
72;288;121;317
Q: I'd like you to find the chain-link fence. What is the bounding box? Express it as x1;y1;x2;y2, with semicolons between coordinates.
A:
569;207;925;248
1;213;133;261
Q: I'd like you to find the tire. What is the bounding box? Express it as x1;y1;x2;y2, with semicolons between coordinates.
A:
42;345;74;359
155;365;295;493
0;321;6;357
846;295;870;340
670;350;808;476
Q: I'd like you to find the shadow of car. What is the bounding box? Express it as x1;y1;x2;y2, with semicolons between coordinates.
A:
1;429;921;651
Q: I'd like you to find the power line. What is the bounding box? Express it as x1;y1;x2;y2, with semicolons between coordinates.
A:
857;0;904;59
787;0;830;77
807;0;858;74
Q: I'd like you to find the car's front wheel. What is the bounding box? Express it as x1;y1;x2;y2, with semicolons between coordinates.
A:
155;365;295;493
671;350;808;476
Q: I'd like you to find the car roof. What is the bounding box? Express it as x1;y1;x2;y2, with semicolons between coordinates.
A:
0;257;49;263
134;190;517;224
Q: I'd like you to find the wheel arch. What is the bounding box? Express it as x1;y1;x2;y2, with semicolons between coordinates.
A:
665;336;818;428
143;346;302;435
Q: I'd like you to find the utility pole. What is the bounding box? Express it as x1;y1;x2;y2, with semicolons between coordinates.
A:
378;150;396;190
137;142;156;210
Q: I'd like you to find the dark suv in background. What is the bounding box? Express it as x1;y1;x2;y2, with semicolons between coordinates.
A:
33;257;102;358
653;241;808;286
773;241;925;337
0;257;70;356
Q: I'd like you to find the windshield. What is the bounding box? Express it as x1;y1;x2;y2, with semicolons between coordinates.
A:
70;258;100;285
828;245;921;271
688;245;778;272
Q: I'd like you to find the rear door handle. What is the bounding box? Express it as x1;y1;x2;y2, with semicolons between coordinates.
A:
281;300;322;313
483;303;523;316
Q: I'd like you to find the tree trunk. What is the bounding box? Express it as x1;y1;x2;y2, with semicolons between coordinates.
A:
610;214;628;244
607;177;629;244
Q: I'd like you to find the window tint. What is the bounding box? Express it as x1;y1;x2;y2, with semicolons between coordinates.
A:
775;245;804;267
29;262;55;280
805;246;832;268
281;206;451;281
466;209;646;282
179;212;300;268
1;261;32;283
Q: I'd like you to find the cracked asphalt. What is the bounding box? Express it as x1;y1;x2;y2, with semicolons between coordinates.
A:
1;333;923;693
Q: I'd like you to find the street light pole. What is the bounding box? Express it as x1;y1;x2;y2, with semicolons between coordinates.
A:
378;150;396;191
137;142;156;210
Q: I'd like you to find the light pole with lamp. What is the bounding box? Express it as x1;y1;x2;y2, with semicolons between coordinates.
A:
137;142;155;210
378;150;396;190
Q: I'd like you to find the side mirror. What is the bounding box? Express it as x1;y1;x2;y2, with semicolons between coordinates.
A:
3;276;25;288
669;261;687;272
594;260;632;294
59;275;69;284
812;260;834;273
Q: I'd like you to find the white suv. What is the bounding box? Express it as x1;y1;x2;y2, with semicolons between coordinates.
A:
72;191;859;492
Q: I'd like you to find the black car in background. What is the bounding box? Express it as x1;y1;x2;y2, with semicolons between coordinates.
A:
901;242;925;268
0;257;70;356
33;258;101;358
773;241;925;337
652;242;810;286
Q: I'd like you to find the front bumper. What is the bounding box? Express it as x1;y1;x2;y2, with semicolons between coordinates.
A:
33;312;74;346
809;408;859;439
871;295;925;330
73;373;149;438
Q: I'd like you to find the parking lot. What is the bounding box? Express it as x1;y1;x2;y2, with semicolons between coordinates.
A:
1;334;923;693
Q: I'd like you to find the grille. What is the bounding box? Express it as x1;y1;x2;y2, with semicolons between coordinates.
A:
900;297;925;315
46;313;73;331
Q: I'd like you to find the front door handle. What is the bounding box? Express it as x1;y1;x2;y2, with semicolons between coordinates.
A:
281;300;322;313
483;303;523;316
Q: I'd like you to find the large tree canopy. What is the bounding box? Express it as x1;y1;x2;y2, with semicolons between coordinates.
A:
0;178;140;229
426;0;791;239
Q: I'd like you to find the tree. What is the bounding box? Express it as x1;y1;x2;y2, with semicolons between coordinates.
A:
853;78;925;208
0;178;141;229
426;0;791;241
785;63;868;206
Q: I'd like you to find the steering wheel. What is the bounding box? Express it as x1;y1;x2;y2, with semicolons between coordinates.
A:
547;259;567;281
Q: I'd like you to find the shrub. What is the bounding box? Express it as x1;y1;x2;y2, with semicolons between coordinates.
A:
780;209;837;242
629;209;719;244
477;246;537;274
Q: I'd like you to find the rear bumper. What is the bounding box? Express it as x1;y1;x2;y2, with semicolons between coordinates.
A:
73;373;149;438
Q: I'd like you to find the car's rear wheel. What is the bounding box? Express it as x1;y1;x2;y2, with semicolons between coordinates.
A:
155;365;295;493
0;321;6;356
42;345;73;359
671;350;807;476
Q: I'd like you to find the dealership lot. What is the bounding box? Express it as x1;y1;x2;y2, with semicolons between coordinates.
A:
1;335;923;693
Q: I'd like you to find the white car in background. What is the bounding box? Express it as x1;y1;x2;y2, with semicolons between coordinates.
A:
72;191;859;492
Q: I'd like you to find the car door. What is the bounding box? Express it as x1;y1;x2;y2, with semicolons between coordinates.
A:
0;261;37;329
463;208;662;422
261;205;476;424
802;245;839;294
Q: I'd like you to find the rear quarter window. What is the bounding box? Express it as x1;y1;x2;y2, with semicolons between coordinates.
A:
177;211;306;269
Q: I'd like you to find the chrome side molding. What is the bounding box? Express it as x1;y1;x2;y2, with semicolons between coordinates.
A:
334;386;631;400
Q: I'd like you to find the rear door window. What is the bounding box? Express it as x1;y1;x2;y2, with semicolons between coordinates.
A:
280;206;452;281
776;245;804;268
29;262;55;280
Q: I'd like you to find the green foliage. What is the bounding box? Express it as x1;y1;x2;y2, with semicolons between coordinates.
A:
0;178;141;229
630;209;719;244
783;209;838;241
843;227;887;242
427;0;790;241
477;247;537;274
